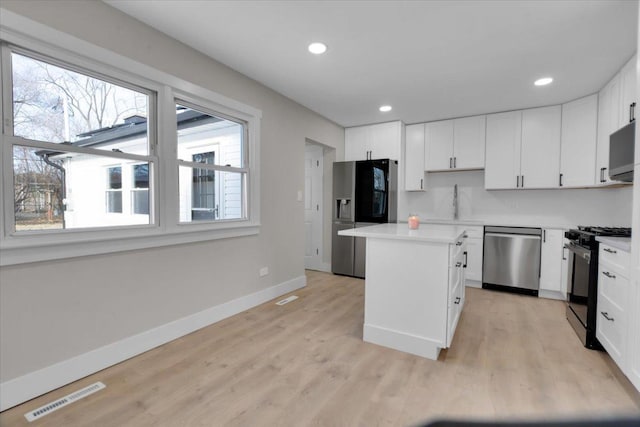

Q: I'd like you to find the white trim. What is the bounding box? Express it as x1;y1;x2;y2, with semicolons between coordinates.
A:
465;279;482;289
306;261;331;273
363;323;442;360
0;274;306;412
538;289;567;301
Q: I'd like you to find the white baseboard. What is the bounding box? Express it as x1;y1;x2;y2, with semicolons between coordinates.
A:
538;289;567;301
0;275;306;412
305;261;331;273
465;279;482;289
363;323;441;361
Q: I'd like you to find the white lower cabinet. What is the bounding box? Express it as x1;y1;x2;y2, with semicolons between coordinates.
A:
539;229;566;299
597;244;631;371
447;241;467;347
464;226;483;284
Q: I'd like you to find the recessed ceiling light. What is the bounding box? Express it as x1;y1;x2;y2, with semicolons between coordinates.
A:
308;42;327;55
379;105;392;112
534;77;553;86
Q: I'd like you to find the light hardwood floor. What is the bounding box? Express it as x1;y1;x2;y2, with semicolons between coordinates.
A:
1;270;639;426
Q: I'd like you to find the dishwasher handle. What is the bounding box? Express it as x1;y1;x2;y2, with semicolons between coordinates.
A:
484;232;542;240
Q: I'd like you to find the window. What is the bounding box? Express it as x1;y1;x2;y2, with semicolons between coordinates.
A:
176;102;247;223
131;163;149;215
106;166;123;213
6;48;154;231
1;28;260;265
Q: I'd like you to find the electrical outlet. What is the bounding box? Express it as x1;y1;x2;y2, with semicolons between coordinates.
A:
259;267;269;277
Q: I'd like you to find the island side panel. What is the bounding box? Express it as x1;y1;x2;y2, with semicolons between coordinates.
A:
363;237;450;360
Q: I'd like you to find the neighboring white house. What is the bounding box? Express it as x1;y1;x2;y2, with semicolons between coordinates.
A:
47;107;244;229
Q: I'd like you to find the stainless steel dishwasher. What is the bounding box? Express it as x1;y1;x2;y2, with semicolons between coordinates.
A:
482;226;542;296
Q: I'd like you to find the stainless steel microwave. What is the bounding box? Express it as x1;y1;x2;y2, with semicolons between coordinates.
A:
609;121;635;182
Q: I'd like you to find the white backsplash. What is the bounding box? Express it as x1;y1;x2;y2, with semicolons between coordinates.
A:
398;170;633;228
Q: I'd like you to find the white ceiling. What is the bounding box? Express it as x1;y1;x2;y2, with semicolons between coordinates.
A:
106;0;638;127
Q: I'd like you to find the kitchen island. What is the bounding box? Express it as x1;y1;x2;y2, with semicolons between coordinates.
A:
339;223;468;360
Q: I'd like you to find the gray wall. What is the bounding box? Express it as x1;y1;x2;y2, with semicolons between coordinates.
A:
0;1;343;382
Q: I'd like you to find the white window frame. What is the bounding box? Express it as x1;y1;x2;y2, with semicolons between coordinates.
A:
0;10;261;266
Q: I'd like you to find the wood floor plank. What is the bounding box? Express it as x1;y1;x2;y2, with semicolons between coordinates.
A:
1;270;638;427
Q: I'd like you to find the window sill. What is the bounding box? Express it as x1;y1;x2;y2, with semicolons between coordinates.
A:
0;222;260;266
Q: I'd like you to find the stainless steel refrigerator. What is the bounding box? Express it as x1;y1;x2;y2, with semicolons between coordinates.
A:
331;159;397;278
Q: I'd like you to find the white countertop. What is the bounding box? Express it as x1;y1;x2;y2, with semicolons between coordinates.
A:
596;236;632;252
338;223;466;244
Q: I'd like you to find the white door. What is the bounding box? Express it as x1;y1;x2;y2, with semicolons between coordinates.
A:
560;94;598;187
485;111;522;189
520;105;561;188
425;120;454;171
304;144;324;270
453;115;486;170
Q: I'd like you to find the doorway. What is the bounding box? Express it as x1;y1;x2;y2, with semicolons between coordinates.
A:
304;143;324;270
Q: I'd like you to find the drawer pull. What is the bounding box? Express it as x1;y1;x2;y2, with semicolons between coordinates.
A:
456;241;463;246
603;248;617;254
601;311;615;322
455;261;462;267
454;297;461;305
603;271;616;279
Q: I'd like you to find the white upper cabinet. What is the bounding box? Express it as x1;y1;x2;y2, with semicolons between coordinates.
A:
560;94;598;187
485;111;522;189
425;116;486;171
425;120;454;171
453;115;486;170
405;124;426;191
596;75;621;184
619;54;637;128
520;105;562;189
345;121;402;161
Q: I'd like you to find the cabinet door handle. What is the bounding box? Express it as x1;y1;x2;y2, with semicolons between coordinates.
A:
454;297;461;305
517;175;520;188
543;230;546;242
603;247;617;254
562;247;567;261
600;167;607;183
559;173;563;187
449;157;453;168
456;241;463;246
456;261;462;267
601;311;615;322
603;271;616;279
521;175;524;187
630;102;636;123
454;157;457;168
420;178;423;189
463;251;468;268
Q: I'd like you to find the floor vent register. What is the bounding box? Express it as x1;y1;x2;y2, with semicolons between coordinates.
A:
25;381;106;422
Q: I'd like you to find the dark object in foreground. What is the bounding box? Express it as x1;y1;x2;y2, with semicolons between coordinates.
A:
423;418;640;427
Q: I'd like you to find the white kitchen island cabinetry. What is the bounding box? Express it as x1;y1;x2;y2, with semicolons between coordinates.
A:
345;121;403;161
339;223;467;360
404;124;426;191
